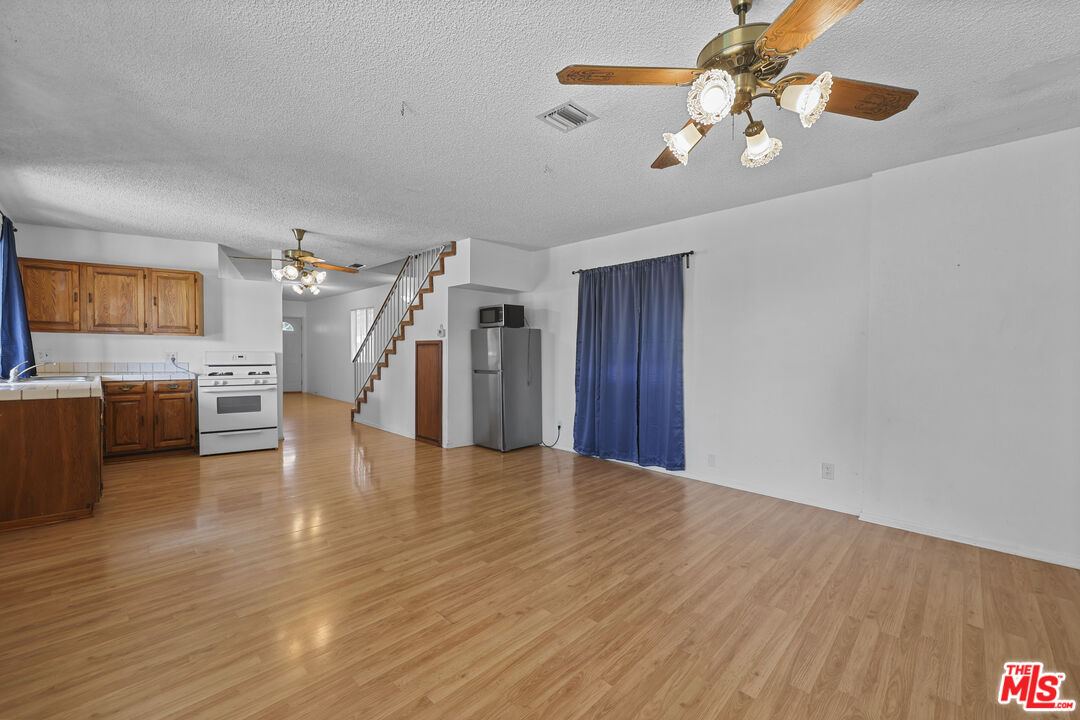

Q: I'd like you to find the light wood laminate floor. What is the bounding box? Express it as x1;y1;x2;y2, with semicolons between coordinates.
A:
1;393;1078;719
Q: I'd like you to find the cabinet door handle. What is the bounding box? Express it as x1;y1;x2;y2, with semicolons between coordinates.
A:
153;296;158;306
88;292;93;303
118;385;134;391
73;291;77;302
167;383;180;390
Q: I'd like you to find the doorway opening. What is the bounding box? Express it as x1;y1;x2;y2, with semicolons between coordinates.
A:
283;316;303;392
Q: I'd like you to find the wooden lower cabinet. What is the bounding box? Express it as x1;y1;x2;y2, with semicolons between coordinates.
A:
0;397;102;531
152;381;195;450
104;380;194;457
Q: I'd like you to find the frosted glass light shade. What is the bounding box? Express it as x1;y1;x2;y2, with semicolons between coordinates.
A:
309;286;321;296
283;264;300;281
291;284;304;295
687;70;735;125
271;267;284;281
314;270;327;284
662;123;704;165
300;271;315;286
741;128;782;168
779;72;833;128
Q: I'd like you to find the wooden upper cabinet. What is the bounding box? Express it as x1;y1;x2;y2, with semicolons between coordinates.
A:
16;258;202;336
83;264;146;333
148;270;202;335
18;259;81;332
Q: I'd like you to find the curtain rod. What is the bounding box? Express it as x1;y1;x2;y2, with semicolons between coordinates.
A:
571;250;693;275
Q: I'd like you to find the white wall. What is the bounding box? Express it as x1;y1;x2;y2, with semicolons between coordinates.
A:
861;128;1080;568
518;127;1080;568
465;238;544;293
302;284;389;403
18;224;283;371
521;180;872;515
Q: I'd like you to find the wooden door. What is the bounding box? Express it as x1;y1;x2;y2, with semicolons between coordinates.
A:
153;388;194;450
104;388;150;456
83;264;145;333
148;270;201;335
17;258;81;332
415;341;442;446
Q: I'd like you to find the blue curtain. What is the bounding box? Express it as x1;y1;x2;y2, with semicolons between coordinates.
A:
0;216;35;378
574;254;684;470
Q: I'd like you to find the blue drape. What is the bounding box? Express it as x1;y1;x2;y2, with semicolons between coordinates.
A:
574;254;685;470
0;216;35;378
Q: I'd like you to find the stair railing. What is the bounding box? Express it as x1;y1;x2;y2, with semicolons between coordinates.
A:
353;244;448;405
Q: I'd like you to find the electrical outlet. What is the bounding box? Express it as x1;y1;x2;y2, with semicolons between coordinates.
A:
821;462;835;481
165;351;178;363
707;454;717;468
35;349;52;362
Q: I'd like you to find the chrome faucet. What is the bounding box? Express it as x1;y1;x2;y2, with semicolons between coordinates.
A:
7;361;41;383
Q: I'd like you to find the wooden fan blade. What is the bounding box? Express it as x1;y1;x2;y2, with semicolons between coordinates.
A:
756;0;864;60
780;74;918;120
651;148;682;170
312;263;359;274
651;121;712;169
557;65;701;86
302;257;325;265
229;256;288;262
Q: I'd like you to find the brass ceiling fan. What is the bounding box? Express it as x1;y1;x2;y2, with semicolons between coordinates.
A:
557;0;918;169
229;228;359;295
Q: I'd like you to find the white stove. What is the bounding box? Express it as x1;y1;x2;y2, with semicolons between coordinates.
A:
198;351;279;456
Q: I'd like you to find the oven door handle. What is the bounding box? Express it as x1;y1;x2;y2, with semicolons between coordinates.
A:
212;428;272;436
200;387;275;394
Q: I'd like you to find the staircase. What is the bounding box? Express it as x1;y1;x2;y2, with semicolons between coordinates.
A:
351;242;456;419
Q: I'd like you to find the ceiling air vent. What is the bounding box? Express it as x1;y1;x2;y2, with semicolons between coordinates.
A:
349;263;365;269
537;101;598;133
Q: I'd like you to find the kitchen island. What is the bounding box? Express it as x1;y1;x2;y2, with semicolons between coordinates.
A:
0;378;103;531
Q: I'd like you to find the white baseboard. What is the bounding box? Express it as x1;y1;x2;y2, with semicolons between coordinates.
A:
542;447;1079;570
858;511;1080;570
544;445;860;516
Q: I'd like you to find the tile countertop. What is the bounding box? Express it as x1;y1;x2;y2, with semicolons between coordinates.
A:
0;371;198;401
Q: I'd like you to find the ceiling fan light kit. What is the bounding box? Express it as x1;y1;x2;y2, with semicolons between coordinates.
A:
686;69;736;125
228;227;360;296
556;0;917;170
741;123;782;168
779;71;833;128
664;123;705;165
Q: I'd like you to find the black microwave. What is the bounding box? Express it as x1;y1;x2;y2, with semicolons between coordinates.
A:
479;304;525;328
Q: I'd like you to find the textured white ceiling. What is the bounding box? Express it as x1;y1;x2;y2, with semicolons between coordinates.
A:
2;0;1079;277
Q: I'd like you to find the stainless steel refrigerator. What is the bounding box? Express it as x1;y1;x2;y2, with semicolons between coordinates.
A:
472;327;542;451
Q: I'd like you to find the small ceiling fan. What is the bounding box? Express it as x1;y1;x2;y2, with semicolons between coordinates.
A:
230;228;359;295
556;0;918;169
